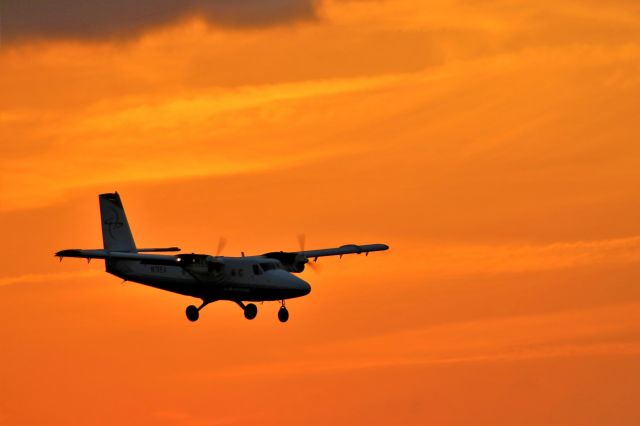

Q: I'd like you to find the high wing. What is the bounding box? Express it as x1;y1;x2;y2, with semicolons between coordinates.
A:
55;249;180;265
261;243;389;272
300;243;389;260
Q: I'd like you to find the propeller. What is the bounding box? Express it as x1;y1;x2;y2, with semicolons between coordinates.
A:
215;237;227;257
297;234;306;252
298;234;320;272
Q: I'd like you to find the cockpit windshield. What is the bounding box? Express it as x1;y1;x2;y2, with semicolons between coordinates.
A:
256;262;282;273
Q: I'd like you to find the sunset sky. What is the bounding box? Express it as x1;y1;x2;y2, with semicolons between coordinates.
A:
2;0;640;424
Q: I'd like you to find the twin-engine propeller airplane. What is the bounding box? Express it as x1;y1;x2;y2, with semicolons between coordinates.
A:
56;193;389;323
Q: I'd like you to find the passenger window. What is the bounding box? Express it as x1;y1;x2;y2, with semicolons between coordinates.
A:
231;269;236;277
208;263;223;273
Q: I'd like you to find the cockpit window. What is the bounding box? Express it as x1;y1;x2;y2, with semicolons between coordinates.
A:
260;263;280;271
253;264;262;275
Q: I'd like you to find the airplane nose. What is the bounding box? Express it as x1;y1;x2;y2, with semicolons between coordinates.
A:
291;274;311;296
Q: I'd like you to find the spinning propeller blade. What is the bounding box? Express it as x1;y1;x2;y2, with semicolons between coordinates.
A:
215;237;227;256
298;233;321;272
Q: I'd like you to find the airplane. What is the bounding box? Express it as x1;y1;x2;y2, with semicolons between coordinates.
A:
55;193;389;323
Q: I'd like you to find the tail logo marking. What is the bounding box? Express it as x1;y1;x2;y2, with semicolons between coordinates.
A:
104;208;124;239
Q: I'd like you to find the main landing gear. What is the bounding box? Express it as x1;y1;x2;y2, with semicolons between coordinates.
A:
234;301;258;320
185;300;212;322
244;303;258;320
186;305;199;321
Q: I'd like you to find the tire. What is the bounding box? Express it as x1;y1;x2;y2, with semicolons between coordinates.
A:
278;307;289;323
244;303;258;320
186;305;199;322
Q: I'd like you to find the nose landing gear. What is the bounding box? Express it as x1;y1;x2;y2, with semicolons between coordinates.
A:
278;300;289;323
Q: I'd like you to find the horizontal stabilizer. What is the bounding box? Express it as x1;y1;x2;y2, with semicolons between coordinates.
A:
55;249;179;265
136;247;181;252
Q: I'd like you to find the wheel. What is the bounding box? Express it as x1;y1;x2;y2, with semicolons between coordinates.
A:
278;306;289;323
244;303;258;320
186;305;199;322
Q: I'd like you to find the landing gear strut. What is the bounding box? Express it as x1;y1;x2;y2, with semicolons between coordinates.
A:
278;300;289;323
185;300;212;322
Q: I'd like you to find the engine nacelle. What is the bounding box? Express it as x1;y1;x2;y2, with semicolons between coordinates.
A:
290;254;308;273
261;251;308;273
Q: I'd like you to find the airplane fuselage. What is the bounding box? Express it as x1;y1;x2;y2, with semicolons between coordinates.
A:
106;256;311;303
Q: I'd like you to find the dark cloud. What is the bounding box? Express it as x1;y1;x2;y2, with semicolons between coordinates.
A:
0;0;318;43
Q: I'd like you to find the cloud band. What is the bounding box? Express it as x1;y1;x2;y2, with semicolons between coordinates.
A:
0;0;318;43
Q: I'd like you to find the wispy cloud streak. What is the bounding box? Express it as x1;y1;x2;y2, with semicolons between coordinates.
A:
0;269;102;287
399;236;640;278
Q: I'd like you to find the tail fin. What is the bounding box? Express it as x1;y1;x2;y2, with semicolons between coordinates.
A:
99;192;137;252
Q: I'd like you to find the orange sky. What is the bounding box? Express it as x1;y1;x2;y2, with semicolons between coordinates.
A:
2;0;640;424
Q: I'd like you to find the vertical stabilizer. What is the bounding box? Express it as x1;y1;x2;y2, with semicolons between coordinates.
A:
99;192;137;252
